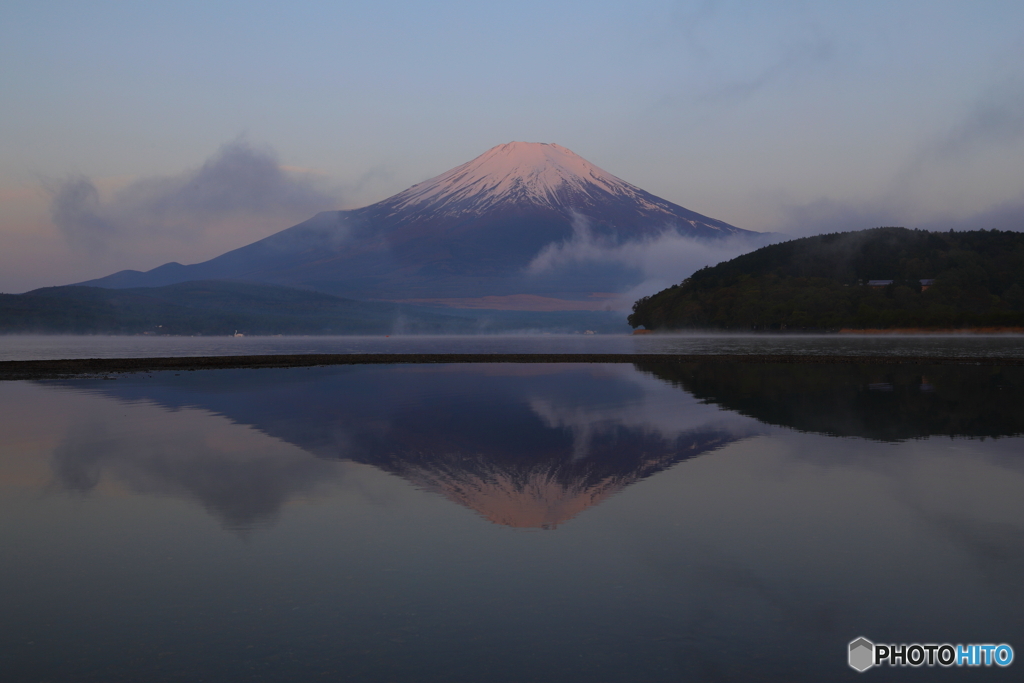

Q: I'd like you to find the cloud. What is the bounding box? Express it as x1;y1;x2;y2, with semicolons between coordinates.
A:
763;80;1024;240
527;213;779;308
698;38;836;107
47;140;340;254
773;196;910;237
919;192;1024;233
49;176;118;252
771;192;1024;238
669;0;719;57
921;78;1024;163
524;187;1020;309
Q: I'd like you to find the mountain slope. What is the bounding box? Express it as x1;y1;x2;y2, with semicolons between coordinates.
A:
80;142;753;307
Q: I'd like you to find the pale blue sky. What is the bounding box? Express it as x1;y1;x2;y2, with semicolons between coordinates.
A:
2;0;1023;291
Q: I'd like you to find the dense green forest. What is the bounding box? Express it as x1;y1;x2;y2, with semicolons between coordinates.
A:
628;228;1024;331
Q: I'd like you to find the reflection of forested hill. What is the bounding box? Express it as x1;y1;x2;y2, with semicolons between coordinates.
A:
56;365;751;528
635;361;1024;441
629;228;1024;330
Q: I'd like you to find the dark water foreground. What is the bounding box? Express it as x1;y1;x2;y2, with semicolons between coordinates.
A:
1;362;1022;681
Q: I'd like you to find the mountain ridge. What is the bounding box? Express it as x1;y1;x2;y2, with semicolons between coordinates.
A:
79;142;754;308
0;280;473;335
0;279;628;335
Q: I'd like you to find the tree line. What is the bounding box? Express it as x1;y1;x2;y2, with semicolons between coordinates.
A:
628;227;1024;331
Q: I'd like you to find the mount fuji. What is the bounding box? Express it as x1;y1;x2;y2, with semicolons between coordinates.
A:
81;142;754;310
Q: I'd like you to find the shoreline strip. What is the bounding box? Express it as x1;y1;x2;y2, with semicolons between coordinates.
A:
3;352;1024;380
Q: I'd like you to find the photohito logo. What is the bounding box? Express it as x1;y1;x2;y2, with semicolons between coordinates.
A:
848;637;1013;672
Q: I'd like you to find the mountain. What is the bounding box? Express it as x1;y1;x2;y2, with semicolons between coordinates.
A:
0;280;476;335
80;142;752;310
628;227;1024;331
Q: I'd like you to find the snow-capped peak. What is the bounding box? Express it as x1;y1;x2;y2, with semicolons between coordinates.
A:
385;141;666;216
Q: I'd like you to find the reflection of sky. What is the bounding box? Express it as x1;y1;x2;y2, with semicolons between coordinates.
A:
0;366;1022;680
602;432;1024;678
0;381;357;528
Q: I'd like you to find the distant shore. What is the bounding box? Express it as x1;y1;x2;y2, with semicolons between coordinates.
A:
3;352;1024;381
631;327;1024;335
839;327;1024;334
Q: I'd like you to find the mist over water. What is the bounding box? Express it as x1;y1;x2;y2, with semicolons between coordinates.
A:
2;332;1023;361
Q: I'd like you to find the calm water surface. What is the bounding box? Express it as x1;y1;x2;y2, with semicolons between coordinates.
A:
1;332;1023;360
1;362;1022;681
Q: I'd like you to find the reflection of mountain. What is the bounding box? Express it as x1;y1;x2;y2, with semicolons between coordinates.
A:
379;428;739;529
52;365;752;528
635;361;1024;441
49;360;1024;529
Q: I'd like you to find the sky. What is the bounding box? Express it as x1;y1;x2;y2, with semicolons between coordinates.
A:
2;0;1023;293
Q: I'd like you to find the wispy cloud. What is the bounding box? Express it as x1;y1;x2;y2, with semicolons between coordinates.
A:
920;192;1024;233
47;140;340;254
698;39;836;107
917;78;1024;164
771;191;1024;238
668;0;719;57
772;196;909;237
527;213;777;308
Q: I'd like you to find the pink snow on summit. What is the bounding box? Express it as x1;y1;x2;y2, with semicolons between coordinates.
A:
387;141;671;217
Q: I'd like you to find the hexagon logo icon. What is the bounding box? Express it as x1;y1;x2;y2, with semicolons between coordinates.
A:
849;637;874;672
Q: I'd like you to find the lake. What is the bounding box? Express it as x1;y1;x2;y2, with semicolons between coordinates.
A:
1;332;1024;360
1;360;1021;681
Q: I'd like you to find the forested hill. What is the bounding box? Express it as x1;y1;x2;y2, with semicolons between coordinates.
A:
0;280;628;335
628;228;1024;331
0;281;474;335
